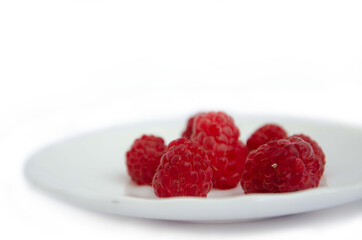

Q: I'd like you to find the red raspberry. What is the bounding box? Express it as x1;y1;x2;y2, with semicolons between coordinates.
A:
152;138;213;198
241;137;323;193
191;112;240;144
126;135;167;185
247;124;288;152
291;134;325;177
209;140;249;189
190;112;247;189
181;113;200;139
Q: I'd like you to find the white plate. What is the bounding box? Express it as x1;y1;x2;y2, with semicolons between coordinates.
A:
25;115;362;222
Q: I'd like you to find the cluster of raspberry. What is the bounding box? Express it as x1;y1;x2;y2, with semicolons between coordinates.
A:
126;112;325;198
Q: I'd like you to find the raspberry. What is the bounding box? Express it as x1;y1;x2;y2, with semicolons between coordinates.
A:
191;112;240;144
126;135;167;185
240;137;323;193
247;124;288;152
291;134;325;177
190;112;247;189
181;113;200;139
152;138;213;197
209;140;249;189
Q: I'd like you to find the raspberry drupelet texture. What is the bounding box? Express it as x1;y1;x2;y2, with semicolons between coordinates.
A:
181;113;200;139
126;135;167;185
208;140;249;189
291;134;325;177
241;137;323;193
152;138;213;198
190;111;247;189
246;124;288;152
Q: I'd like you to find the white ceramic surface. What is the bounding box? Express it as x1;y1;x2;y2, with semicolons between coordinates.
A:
25;115;362;222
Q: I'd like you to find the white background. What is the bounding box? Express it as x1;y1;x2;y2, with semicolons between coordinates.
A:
1;0;362;239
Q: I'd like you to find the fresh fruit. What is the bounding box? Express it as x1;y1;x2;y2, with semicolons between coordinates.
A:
181;113;200;139
126;135;167;185
246;124;288;151
125;111;326;198
190;111;247;189
291;134;325;176
240;136;323;193
209;140;249;189
152;138;213;197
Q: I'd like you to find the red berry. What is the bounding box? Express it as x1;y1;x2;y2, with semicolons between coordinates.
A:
126;135;167;185
152;138;213;198
247;124;288;151
181;113;201;139
291;134;325;177
209;140;249;189
191;112;240;145
241;137;323;193
190;112;247;189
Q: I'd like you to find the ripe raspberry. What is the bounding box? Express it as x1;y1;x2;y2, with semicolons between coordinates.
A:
181;113;200;139
209;140;249;189
126;135;167;185
247;124;288;152
190;112;247;189
240;137;323;193
191;112;240;144
152;138;213;198
291;134;325;176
